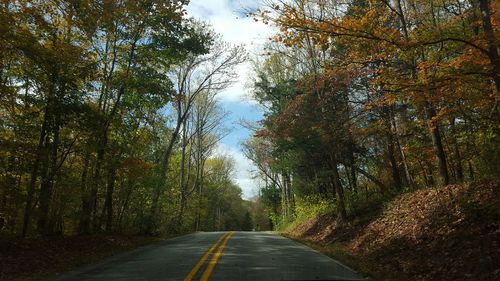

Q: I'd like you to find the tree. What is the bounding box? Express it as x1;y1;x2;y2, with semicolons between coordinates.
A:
147;29;246;233
241;211;253;231
0;0;251;238
246;0;498;226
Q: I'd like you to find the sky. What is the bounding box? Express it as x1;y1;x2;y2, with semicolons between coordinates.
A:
186;0;274;199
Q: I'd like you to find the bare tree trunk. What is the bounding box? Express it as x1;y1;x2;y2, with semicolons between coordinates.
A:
23;72;62;237
177;193;187;232
194;159;203;232
349;157;357;193
396;0;449;187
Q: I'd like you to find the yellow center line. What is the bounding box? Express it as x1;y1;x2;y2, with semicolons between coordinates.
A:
183;232;230;281
199;231;234;281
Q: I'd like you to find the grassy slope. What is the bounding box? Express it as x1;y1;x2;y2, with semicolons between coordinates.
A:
0;235;161;281
284;181;499;281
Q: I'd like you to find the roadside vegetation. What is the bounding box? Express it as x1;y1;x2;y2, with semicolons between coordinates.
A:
1;235;158;281
245;0;499;280
285;181;499;281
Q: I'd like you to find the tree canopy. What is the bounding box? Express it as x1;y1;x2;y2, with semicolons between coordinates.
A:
0;0;250;237
247;0;498;224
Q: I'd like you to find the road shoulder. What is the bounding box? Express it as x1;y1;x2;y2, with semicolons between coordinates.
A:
0;234;175;281
281;233;379;281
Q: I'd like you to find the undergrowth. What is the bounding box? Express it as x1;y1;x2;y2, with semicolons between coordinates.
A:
282;181;499;281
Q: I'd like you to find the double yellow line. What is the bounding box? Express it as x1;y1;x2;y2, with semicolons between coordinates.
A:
184;232;234;281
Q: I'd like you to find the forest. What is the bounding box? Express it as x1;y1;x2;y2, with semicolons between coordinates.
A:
246;0;498;228
0;0;253;237
243;1;499;279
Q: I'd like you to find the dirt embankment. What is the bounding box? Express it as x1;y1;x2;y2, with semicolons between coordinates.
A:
0;235;159;281
285;181;500;281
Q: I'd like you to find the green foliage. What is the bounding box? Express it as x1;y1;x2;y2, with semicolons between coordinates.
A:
0;0;249;237
476;130;500;177
241;211;253;231
260;185;281;213
294;195;336;221
248;0;499;231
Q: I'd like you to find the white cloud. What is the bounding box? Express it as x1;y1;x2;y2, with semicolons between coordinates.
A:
213;143;261;199
187;0;270;199
186;0;275;103
216;79;254;104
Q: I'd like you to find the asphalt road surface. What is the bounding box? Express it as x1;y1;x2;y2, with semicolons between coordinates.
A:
49;232;367;281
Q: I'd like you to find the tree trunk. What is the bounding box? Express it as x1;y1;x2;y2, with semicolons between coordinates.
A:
104;167;116;232
346;139;358;193
426;161;436;186
338;159;387;191
287;172;295;211
176;192;187;232
281;172;289;220
330;154;347;221
92;134;107;232
118;178;133;230
78;154;91;234
37;136;54;235
79;130;107;234
391;109;413;188
449;118;464;182
22;116;47;237
83;39;136;234
396;0;450;186
176;119;189;232
149;101;186;233
283;172;294;213
468;160;475;180
478;0;500;95
194;154;205;232
37;108;61;235
387;132;402;190
425;105;450;185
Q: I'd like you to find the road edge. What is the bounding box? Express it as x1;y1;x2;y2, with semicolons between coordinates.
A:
44;233;194;281
281;233;375;281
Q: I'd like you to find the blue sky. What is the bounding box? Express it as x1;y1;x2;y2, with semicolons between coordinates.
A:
220;101;263;148
186;0;273;199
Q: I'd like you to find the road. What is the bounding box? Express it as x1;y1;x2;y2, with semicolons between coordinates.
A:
49;232;367;281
